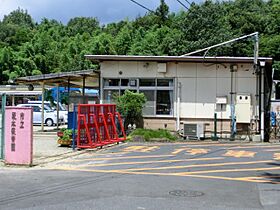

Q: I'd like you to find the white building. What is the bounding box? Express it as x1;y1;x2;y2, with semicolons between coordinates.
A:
86;55;273;141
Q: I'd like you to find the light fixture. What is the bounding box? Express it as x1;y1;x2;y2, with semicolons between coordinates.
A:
260;61;265;67
230;64;238;71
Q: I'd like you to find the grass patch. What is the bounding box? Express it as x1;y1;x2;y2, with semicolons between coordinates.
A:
128;128;177;141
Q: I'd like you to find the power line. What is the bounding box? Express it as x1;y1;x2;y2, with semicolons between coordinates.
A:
129;0;154;13
183;0;192;6
175;0;189;10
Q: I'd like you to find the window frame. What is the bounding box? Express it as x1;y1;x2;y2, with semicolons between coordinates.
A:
103;77;175;117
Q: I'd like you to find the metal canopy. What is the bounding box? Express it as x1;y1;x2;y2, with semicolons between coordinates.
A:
16;69;100;88
15;69;100;132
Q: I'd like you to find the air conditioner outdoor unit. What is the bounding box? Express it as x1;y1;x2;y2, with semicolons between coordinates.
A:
183;123;205;140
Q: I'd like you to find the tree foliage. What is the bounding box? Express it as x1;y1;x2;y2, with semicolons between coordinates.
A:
0;0;279;84
116;90;146;129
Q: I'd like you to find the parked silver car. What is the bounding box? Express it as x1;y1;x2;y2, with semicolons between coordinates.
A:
27;101;68;123
16;104;63;126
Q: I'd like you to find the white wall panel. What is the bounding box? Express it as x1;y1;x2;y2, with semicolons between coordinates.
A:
137;62;158;78
118;62;138;77
216;78;231;96
164;63;176;77
179;78;196;118
101;62;120;77
196;63;216;78
180;102;196;118
195;78;216;118
216;65;231;78
237;64;255;78
237;78;256;94
196;78;216;103
179;78;196;103
176;63;196;77
196;103;215;118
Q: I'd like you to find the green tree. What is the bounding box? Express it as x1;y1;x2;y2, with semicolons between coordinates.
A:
2;8;34;28
90;33;116;55
116;90;146;129
67;17;100;36
114;24;133;55
155;0;170;26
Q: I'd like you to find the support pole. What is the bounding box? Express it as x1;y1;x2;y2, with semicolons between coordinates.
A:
0;94;6;159
11;95;15;106
41;82;45;131
230;66;236;140
100;74;103;104
98;72;101;104
67;77;70;112
72;105;77;151
260;66;264;141
213;113;218;141
56;84;60;130
82;76;86;104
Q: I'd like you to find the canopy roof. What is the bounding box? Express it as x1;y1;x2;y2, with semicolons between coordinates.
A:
16;69;100;88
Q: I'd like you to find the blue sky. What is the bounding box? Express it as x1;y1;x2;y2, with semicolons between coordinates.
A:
0;0;202;24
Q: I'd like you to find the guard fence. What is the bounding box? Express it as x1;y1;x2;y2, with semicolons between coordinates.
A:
77;104;126;149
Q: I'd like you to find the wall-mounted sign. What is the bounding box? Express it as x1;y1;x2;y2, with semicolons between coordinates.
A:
5;107;33;165
216;97;227;104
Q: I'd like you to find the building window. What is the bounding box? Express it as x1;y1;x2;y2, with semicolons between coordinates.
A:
104;79;119;86
120;89;137;95
139;90;155;115
120;79;129;86
103;90;119;103
157;79;173;87
103;78;174;116
156;90;173;115
139;79;155;86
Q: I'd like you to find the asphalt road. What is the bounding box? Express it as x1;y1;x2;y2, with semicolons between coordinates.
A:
0;141;280;210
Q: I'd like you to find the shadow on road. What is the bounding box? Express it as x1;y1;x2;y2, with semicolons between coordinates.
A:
261;162;280;184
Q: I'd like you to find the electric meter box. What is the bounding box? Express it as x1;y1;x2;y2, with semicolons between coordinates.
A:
235;94;251;123
157;63;167;73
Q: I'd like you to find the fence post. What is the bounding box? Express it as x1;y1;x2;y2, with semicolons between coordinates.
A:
212;112;218;141
0;94;6;159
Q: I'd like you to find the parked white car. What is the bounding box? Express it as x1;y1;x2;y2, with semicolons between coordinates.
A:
27;101;68;123
16;104;63;126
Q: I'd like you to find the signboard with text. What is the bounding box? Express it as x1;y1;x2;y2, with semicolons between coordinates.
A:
5;107;33;165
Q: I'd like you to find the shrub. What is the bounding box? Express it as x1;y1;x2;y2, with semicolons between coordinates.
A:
129;128;177;141
115;90;146;129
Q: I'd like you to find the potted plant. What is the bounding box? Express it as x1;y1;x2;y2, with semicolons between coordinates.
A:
57;128;74;146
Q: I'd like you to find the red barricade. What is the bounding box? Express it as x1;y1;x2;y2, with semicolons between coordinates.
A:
77;104;126;148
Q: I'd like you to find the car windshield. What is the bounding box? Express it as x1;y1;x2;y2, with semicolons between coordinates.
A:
44;105;52;111
53;102;66;111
